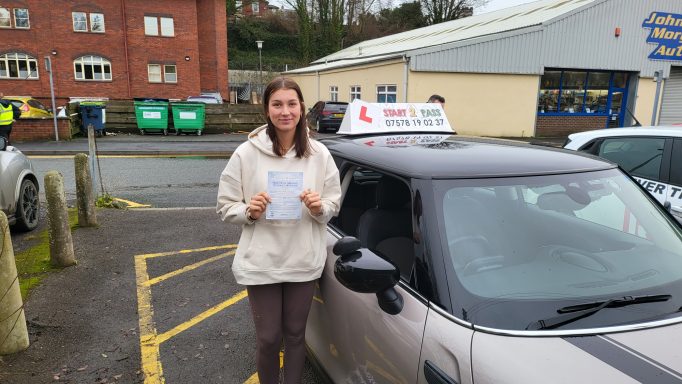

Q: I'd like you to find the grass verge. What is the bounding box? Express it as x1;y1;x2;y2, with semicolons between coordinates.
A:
14;208;79;299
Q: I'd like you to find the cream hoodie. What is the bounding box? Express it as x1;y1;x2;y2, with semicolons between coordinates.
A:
216;125;341;285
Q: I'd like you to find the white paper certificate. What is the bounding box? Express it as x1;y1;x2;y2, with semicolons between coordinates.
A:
266;171;304;220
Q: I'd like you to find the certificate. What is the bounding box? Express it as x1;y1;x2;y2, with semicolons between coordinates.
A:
266;171;304;220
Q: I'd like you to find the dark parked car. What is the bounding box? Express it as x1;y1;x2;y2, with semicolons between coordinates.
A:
306;101;348;133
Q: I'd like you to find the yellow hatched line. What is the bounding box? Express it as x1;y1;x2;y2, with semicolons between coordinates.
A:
139;244;237;260
156;289;248;345
134;254;165;384
244;352;284;384
113;197;152;208
144;250;235;287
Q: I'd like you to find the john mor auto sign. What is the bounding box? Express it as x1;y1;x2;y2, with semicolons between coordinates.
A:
643;12;682;60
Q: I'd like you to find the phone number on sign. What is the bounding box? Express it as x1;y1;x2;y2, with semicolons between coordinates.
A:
385;118;445;127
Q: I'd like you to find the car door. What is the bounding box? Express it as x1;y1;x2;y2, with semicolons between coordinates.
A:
668;139;682;222
306;166;428;384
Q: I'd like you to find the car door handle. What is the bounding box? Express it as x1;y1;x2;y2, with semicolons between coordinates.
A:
424;360;458;384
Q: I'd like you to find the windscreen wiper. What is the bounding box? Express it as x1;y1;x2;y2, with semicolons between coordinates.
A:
526;294;672;330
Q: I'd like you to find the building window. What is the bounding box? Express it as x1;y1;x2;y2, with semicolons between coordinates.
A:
0;53;38;79
0;7;29;29
330;86;338;102
350;85;361;101
148;64;177;83
74;55;112;81
73;12;87;31
13;8;29;28
538;69;629;115
164;65;177;83
252;1;259;13
144;16;158;35
377;85;397;103
90;13;105;32
145;16;174;37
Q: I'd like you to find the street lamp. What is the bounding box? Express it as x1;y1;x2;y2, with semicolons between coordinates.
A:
256;40;263;99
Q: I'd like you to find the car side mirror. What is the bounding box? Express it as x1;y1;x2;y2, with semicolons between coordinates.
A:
0;136;6;151
333;241;404;315
333;236;361;255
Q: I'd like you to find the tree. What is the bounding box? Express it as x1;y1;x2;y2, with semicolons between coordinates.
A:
421;0;487;25
378;1;425;35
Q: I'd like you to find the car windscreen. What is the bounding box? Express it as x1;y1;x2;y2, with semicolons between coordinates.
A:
324;103;347;112
435;169;682;331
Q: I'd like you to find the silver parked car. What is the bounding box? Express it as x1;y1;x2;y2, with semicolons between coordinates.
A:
0;137;40;231
307;131;682;383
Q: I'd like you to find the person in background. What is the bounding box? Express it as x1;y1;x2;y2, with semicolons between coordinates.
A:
427;94;446;104
0;92;21;144
217;77;341;384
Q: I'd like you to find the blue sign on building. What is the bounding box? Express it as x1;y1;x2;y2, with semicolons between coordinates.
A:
643;12;682;61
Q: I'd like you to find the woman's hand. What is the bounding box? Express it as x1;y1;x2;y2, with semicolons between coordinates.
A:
248;192;271;220
300;189;323;216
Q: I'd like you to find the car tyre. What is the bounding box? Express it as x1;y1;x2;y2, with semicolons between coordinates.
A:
316;119;323;133
15;179;39;232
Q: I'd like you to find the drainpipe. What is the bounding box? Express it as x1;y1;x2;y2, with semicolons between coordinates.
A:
316;71;320;101
403;54;409;102
121;0;132;98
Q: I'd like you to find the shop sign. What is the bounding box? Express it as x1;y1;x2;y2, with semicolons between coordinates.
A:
643;12;682;61
337;99;454;135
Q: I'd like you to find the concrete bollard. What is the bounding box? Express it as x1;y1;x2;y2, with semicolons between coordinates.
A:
74;153;97;227
0;212;30;355
44;171;76;267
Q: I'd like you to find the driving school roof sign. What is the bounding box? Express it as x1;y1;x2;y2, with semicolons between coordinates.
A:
337;99;454;135
643;12;682;61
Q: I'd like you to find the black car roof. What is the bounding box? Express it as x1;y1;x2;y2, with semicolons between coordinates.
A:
321;133;616;179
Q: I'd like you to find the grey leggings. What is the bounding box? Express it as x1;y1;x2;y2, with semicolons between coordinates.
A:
247;281;315;384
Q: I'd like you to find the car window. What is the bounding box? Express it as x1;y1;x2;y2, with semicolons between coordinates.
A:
330;167;415;281
323;103;348;113
671;139;682;186
437;169;682;330
9;100;23;109
27;99;47;110
598;137;665;181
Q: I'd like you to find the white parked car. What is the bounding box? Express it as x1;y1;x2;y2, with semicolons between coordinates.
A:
564;126;682;223
0;137;40;231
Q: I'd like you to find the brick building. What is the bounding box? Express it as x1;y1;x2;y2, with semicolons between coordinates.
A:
0;0;228;105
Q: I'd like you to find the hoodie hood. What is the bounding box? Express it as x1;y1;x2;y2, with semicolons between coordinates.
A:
248;124;313;158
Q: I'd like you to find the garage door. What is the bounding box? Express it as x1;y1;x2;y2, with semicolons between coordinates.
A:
659;66;682;125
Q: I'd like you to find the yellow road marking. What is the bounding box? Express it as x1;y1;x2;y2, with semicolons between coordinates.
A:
113;197;152;208
157;289;248;344
244;351;284;384
139;244;237;260
144;250;235;287
135;254;165;384
134;244;240;384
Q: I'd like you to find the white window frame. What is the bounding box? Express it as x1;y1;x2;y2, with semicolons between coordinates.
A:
72;12;87;32
144;16;158;36
330;86;338;102
13;8;29;29
252;1;259;14
163;65;177;83
376;84;397;103
90;13;105;33
350;85;361;101
73;55;112;81
160;17;174;37
0;52;39;79
0;7;12;28
148;64;162;83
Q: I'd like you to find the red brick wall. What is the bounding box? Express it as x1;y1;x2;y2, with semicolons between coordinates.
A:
0;0;222;102
12;118;72;142
535;115;608;137
196;0;229;99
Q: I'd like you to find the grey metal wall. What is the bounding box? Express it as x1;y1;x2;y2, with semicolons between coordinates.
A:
659;66;682;125
411;0;682;78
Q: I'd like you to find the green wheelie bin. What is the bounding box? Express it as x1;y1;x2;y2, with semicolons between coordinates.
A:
134;99;169;135
171;102;206;136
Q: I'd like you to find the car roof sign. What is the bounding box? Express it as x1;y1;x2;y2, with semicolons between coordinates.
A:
337;99;455;135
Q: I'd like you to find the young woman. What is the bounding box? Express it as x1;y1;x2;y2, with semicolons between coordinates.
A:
217;77;341;383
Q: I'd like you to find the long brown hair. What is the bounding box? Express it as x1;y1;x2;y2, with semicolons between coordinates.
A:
263;77;311;158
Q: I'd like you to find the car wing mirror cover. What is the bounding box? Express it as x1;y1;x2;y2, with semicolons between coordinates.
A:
333;236;362;256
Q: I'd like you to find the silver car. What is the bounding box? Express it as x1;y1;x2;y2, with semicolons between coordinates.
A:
307;133;682;383
0;137;40;231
